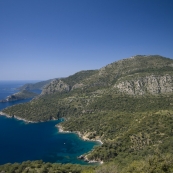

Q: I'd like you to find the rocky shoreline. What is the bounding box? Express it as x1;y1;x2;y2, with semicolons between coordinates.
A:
56;124;103;164
0;111;35;123
0;112;104;164
56;124;103;144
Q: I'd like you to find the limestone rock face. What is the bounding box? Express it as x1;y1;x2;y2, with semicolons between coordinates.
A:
72;83;84;90
41;79;70;95
115;74;173;95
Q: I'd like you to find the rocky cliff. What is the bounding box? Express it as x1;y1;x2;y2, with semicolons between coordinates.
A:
39;55;173;97
41;79;71;95
115;74;173;95
40;70;97;96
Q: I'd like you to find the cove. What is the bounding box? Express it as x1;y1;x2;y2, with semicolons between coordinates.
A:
0;81;100;165
0;116;99;165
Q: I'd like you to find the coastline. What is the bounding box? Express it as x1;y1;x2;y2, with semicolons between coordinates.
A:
56;124;104;164
56;124;103;144
0;112;103;143
0;111;104;164
0;111;35;123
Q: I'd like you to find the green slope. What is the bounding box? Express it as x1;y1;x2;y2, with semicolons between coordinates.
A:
2;55;173;168
18;79;53;91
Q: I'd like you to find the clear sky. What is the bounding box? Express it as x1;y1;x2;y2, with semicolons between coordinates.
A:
1;0;173;80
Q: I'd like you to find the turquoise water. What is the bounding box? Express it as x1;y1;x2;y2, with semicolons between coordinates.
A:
0;81;99;165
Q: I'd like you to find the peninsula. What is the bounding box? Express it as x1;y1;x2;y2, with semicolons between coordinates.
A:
1;55;173;171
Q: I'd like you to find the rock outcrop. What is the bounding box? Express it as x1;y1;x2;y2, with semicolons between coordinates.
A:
115;74;173;95
72;83;84;90
41;79;71;95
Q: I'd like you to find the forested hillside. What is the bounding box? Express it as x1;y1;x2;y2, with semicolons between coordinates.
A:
0;90;38;102
2;55;173;171
18;79;53;91
1;154;173;173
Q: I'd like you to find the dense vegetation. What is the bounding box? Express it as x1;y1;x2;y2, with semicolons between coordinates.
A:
62;93;173;163
61;70;97;86
18;79;53;91
0;90;38;102
0;160;96;173
1;55;173;171
13;90;38;99
1;152;173;173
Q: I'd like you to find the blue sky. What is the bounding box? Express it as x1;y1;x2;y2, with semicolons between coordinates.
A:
1;0;173;80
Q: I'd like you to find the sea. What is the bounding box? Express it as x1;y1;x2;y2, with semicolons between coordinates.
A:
0;81;99;165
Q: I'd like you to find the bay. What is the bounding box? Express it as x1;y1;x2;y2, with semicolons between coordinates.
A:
0;81;99;165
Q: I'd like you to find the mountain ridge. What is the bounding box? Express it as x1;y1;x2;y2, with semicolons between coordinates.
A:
39;55;173;96
18;79;53;91
2;55;173;168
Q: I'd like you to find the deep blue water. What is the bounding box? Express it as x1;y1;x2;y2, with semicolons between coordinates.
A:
0;81;99;165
